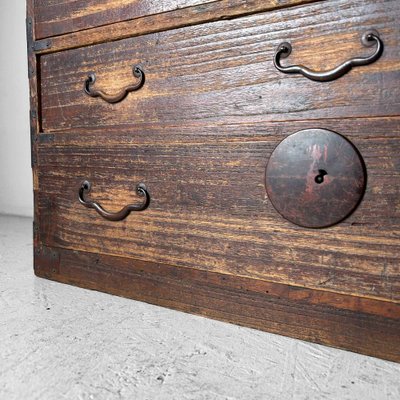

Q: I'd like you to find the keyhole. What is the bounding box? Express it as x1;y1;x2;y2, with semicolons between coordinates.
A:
315;169;328;184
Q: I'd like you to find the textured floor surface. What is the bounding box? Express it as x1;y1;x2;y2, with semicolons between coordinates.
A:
0;215;399;400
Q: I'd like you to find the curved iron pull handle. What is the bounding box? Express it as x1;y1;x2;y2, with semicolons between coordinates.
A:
79;180;150;221
274;30;383;82
84;65;145;104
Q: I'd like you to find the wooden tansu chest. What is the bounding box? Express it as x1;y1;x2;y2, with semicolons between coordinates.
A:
27;0;400;362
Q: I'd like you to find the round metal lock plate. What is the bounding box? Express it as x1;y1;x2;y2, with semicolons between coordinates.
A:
265;129;366;228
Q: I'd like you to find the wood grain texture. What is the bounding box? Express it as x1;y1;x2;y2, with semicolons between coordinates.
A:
32;0;319;51
34;246;400;362
36;117;400;303
26;1;41;253
29;0;400;362
39;0;400;133
34;0;214;39
265;129;367;229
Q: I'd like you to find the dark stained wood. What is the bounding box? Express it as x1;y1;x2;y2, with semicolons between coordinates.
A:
34;246;400;363
39;0;400;133
265;129;366;228
26;1;41;252
32;0;319;50
34;0;215;39
28;0;400;362
35;117;400;303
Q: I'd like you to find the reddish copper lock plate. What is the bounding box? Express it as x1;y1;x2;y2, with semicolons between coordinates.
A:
265;129;366;228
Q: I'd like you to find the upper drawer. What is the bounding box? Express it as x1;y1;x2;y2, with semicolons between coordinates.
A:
33;0;214;39
40;0;400;134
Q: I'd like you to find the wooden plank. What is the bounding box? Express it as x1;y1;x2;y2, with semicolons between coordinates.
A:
32;0;319;50
26;1;41;250
39;0;400;132
35;117;400;303
34;0;215;40
34;246;400;363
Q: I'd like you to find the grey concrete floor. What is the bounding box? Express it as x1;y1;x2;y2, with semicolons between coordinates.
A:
0;214;399;400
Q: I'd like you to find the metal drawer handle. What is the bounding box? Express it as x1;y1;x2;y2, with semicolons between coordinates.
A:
79;180;150;221
274;30;383;82
84;65;145;104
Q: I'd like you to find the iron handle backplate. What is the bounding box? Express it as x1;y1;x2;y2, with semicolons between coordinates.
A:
273;30;383;82
84;65;145;104
79;180;150;221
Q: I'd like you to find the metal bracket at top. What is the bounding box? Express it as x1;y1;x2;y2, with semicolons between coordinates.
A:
32;39;52;52
26;17;52;52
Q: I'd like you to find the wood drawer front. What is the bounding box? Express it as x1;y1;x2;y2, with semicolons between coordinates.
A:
39;0;400;134
33;0;215;40
36;117;400;303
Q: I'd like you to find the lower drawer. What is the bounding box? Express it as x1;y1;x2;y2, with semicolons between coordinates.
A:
35;117;400;304
34;117;400;361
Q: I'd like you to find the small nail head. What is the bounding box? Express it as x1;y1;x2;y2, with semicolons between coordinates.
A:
87;73;96;83
137;183;147;195
82;180;91;191
361;30;379;47
278;42;292;59
133;65;143;77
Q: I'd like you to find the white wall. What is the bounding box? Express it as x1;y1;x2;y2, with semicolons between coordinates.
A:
0;1;33;217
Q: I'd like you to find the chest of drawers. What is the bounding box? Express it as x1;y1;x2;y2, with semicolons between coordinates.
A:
27;0;400;362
